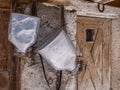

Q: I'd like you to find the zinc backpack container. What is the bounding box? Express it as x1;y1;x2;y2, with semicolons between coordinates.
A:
8;13;40;53
38;29;77;71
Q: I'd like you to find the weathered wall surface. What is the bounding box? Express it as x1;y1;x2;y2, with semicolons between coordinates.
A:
21;1;120;90
21;3;77;90
111;18;120;90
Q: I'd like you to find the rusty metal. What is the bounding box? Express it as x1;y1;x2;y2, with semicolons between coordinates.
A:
97;3;105;12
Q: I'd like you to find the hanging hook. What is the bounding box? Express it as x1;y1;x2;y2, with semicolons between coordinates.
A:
97;3;105;12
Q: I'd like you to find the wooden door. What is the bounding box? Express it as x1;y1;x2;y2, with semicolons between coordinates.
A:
76;17;111;90
0;12;20;90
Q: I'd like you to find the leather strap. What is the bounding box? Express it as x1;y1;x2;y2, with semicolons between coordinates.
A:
31;0;37;16
56;71;62;90
39;54;62;90
38;5;66;50
11;0;17;12
39;5;65;90
39;54;52;90
55;5;65;90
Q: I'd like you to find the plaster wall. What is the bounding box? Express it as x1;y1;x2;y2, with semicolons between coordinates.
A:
111;18;120;90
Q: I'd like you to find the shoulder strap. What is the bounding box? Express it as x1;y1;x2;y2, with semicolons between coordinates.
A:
39;54;52;90
60;5;66;33
11;0;17;12
39;5;65;90
55;5;65;90
31;0;37;16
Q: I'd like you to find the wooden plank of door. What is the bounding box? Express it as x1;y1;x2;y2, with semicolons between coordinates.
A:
102;20;111;90
77;42;102;89
91;28;103;63
78;69;90;90
77;17;111;90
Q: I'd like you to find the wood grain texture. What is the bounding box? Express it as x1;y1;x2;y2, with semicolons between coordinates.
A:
0;12;20;90
0;13;11;90
77;17;111;90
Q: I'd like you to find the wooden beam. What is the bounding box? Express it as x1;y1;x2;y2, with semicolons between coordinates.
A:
89;0;115;4
0;8;10;12
108;0;120;7
18;0;30;3
0;1;10;8
99;0;115;4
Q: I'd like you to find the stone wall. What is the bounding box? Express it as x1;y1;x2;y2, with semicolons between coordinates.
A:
21;3;77;90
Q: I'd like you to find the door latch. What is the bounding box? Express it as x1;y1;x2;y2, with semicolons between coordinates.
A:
78;60;87;72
